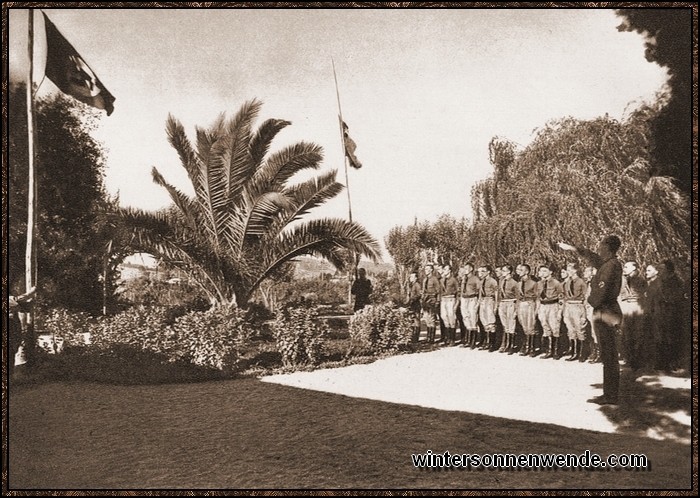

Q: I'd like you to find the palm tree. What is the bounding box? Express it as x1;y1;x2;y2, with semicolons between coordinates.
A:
122;100;381;306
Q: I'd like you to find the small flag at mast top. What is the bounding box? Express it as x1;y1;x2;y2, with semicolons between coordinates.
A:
341;120;362;169
43;13;115;115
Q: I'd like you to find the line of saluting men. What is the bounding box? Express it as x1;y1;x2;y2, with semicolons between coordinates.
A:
405;258;687;371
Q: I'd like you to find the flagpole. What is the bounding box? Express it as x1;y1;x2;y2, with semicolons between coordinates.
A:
332;59;359;307
332;58;353;224
24;8;37;364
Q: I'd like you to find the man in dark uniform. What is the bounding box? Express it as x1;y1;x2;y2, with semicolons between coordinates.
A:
406;271;423;343
648;261;688;372
619;260;648;371
351;268;372;312
559;236;623;405
421;264;441;344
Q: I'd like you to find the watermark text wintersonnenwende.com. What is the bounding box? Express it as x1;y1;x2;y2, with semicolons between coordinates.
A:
412;450;649;470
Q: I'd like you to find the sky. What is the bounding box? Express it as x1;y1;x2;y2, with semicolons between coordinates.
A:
8;8;668;259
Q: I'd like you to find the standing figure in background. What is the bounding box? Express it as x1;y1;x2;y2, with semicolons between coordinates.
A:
648;261;688;373
583;266;600;363
619;261;648;372
351;268;372;312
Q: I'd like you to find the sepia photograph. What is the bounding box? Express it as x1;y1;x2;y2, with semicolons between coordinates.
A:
3;3;696;493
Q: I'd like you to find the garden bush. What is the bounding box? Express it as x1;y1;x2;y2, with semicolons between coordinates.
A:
37;308;93;348
86;305;251;371
171;307;251;371
89;305;176;353
272;305;327;367
349;304;413;355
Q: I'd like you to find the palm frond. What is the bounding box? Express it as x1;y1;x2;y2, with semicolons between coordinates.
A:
249;142;324;196
253;218;381;291
219;99;262;201
195;113;226;167
272;170;344;234
249;118;291;167
166;115;201;187
151;167;200;230
241;191;294;239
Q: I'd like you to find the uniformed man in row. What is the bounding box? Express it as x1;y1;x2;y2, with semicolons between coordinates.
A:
516;264;539;356
460;263;481;348
477;265;498;351
537;263;564;360
497;264;519;354
440;265;460;346
562;261;588;362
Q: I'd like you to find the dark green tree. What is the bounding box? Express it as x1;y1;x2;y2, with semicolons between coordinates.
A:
9;85;117;314
616;9;692;193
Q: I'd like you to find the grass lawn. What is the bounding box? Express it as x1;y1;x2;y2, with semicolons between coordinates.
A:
8;375;692;490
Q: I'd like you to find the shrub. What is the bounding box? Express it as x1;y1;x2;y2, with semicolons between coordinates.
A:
371;272;403;306
349;304;413;355
90;306;176;354
272;305;327;367
171;307;251;371
37;308;93;348
87;305;251;371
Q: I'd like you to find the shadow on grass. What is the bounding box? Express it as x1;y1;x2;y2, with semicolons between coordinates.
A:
13;346;232;387
593;369;691;443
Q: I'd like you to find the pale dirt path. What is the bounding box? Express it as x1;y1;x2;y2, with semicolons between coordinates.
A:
262;346;691;441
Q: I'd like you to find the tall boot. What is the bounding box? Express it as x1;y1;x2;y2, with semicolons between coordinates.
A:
488;332;497;352
507;334;516;355
562;339;574;356
458;328;466;345
588;343;600;363
530;336;539;357
520;335;530;356
552;337;561;360
427;327;435;344
462;329;470;348
498;333;507;352
578;339;588;362
470;330;478;349
566;339;579;361
449;328;456;346
563;339;573;357
543;337;553;359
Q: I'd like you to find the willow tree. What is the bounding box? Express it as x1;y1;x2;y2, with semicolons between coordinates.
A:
468;101;690;268
122;100;381;306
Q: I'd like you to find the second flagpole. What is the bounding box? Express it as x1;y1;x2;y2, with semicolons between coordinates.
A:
332;59;358;307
